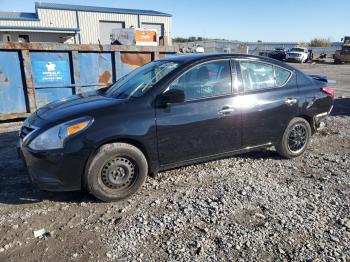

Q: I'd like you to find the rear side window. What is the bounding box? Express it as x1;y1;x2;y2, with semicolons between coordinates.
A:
239;61;275;91
239;61;292;92
169;60;232;100
275;66;291;86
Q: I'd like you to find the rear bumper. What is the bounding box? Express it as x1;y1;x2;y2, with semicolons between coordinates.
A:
18;143;91;191
313;106;333;130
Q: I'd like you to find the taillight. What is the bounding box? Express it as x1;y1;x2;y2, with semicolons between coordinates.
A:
321;87;334;100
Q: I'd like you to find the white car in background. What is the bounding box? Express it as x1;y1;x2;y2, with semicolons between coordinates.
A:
286;47;309;63
191;45;205;53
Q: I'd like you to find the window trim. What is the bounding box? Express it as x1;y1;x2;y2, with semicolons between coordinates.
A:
236;58;294;93
165;58;236;102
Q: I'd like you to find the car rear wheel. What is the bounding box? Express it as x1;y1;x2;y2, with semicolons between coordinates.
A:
275;117;311;158
85;143;148;202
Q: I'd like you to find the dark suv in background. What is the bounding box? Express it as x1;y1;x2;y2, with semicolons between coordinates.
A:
19;54;334;202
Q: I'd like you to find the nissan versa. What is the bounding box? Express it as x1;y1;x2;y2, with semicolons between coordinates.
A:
18;54;334;202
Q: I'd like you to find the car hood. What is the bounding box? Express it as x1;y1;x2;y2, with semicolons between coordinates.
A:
26;91;125;127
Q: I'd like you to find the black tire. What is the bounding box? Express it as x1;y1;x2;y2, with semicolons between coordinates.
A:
275;117;311;159
85;143;148;202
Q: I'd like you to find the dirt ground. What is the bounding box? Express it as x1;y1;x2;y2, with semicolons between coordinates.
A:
0;62;349;261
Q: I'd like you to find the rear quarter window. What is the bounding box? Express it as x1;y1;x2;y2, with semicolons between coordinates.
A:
275;66;292;87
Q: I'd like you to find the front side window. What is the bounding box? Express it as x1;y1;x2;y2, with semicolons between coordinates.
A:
169;60;232;101
104;61;180;99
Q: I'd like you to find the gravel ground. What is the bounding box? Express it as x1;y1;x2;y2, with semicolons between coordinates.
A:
0;63;349;261
104;114;350;261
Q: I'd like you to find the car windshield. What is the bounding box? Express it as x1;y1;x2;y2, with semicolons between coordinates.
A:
104;61;180;99
290;48;305;52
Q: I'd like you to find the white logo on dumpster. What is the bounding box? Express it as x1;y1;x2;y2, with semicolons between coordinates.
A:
45;62;56;72
33;60;69;84
42;61;63;82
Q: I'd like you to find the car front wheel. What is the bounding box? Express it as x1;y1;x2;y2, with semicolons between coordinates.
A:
275;117;311;158
85;143;148;202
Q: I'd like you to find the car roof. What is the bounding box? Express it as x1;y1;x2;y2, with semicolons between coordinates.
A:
160;53;295;70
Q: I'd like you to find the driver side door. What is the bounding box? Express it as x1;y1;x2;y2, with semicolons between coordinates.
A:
155;59;242;166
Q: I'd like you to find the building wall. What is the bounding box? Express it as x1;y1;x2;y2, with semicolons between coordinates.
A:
139;15;172;46
77;11;138;44
0;9;172;45
0;9;77;28
77;12;172;45
0;31;75;43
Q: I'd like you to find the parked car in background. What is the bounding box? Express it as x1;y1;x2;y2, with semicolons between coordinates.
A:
268;48;287;61
286;47;309;63
191;45;205;53
18;54;334;202
334;36;350;64
179;45;205;54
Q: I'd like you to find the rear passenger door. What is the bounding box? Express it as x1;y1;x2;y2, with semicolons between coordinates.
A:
236;59;299;147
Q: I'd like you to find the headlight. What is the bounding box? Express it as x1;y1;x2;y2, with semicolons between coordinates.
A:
29;117;94;150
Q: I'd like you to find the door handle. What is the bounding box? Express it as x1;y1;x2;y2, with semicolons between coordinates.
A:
285;98;297;106
218;105;235;115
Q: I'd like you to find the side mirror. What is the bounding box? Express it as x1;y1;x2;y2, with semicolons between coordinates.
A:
157;89;185;107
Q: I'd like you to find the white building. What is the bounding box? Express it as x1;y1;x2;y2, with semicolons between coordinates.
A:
0;2;172;45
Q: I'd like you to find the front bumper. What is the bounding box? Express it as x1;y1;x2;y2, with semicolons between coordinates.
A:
286;57;303;62
18;142;91;191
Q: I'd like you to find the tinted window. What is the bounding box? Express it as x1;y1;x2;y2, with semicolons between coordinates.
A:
275;66;291;86
239;61;275;91
169;60;232;100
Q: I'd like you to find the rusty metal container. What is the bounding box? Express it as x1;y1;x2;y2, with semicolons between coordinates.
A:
0;42;177;121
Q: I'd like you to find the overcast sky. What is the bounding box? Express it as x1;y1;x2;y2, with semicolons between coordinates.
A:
0;0;348;42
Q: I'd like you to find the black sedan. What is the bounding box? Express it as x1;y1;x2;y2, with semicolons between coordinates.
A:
19;54;334;202
268;48;287;61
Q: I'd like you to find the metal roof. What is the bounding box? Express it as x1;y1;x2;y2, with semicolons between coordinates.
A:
0;12;39;21
0;2;171;21
35;2;172;17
